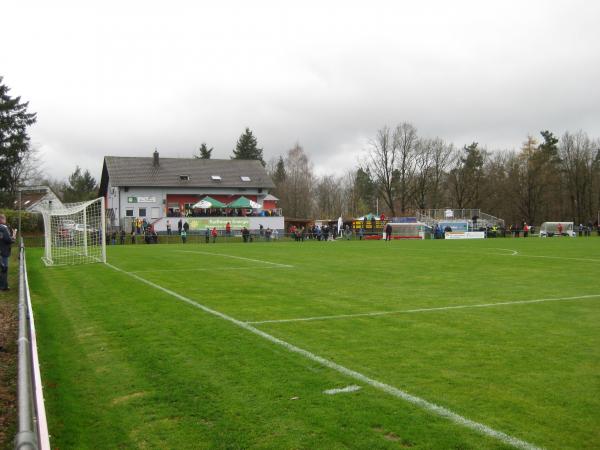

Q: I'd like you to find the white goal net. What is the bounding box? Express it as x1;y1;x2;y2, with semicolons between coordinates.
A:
539;221;575;237
36;197;106;266
388;222;432;239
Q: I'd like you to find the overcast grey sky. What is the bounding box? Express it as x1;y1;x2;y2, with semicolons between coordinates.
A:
3;0;600;181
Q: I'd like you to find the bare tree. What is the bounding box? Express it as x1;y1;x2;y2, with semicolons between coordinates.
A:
411;137;452;210
280;143;314;218
428;139;453;209
559;131;596;223
314;175;344;218
365;126;397;215
393;122;418;213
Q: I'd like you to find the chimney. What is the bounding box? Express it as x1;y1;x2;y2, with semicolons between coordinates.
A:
153;149;159;167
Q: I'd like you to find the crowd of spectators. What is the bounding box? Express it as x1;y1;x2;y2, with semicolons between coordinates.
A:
166;208;281;218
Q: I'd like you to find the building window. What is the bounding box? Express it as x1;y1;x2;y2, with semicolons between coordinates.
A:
211;175;222;181
125;209;134;217
179;175;190;181
240;176;251;182
138;208;147;217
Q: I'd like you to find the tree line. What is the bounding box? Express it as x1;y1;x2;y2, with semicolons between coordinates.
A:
268;124;600;226
2;76;599;225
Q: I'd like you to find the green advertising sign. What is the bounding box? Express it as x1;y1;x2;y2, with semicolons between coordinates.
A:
187;218;250;230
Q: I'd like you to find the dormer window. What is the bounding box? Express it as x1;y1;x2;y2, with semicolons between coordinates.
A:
211;175;222;181
180;175;190;181
240;176;251;182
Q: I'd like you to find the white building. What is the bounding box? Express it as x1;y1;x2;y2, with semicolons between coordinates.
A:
99;151;283;232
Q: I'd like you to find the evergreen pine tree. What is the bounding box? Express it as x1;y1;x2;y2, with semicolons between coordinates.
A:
273;156;286;184
231;127;265;166
63;166;98;202
0;76;37;206
194;142;213;159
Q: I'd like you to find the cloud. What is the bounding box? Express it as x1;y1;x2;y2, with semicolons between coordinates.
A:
3;0;600;180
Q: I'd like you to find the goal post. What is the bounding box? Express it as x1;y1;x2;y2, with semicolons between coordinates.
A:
539;222;576;238
36;197;107;266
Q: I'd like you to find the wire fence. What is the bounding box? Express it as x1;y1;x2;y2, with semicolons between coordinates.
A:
15;240;50;450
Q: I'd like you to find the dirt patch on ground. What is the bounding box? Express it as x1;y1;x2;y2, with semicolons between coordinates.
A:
0;254;18;449
111;391;148;405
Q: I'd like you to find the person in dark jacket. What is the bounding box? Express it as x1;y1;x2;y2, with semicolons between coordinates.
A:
385;223;393;241
0;214;16;291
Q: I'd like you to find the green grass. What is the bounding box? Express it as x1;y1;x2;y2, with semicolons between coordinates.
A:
26;237;600;449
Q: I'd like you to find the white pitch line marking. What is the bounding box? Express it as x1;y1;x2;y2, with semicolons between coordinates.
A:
247;294;600;325
516;254;600;263
175;250;294;268
486;248;600;263
106;262;540;450
130;266;290;274
323;385;362;395
493;248;519;256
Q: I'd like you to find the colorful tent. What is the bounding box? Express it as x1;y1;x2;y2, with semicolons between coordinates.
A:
226;196;261;209
357;213;378;220
192;196;226;208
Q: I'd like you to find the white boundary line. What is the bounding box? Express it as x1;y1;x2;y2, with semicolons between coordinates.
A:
175;250;294;268
323;385;361;395
516;254;600;263
246;294;600;325
486;248;600;262
106;262;540;450
130;266;290;274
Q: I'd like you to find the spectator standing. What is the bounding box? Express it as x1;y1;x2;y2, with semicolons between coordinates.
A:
385;223;392;241
120;229;126;245
178;218;183;235
181;229;187;243
183;221;190;234
226;222;231;238
0;214;16;291
211;227;218;243
166;220;172;236
205;227;210;243
242;226;250;243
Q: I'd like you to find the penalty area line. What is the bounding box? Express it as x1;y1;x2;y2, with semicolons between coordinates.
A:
106;262;540;450
175;250;294;268
247;294;600;325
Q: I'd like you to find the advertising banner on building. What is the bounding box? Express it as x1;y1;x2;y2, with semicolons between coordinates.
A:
444;231;486;239
187;218;250;230
128;196;156;203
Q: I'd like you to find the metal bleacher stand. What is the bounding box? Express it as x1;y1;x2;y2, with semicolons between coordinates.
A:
14;239;50;450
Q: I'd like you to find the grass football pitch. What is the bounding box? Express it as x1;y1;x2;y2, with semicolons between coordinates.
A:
26;237;599;449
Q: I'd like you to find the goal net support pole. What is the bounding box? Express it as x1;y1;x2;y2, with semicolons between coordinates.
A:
35;197;107;266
